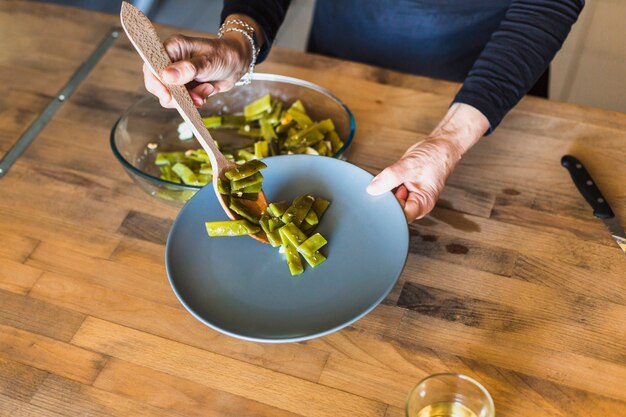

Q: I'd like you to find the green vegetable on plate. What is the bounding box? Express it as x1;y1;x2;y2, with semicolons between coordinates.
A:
203;162;330;276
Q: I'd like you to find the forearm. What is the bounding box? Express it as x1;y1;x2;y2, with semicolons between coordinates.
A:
454;0;584;133
221;0;291;63
419;103;490;158
221;13;266;51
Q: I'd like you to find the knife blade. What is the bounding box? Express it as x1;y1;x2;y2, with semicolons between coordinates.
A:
561;155;626;252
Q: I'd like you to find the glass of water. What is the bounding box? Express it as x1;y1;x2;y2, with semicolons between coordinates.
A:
406;373;495;417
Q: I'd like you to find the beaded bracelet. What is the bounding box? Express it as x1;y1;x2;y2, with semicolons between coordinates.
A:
218;20;258;86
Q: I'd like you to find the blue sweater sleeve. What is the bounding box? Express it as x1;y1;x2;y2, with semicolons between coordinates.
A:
221;0;292;63
454;0;584;133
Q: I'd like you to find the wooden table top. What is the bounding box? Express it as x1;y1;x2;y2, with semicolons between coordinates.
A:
2;2;625;416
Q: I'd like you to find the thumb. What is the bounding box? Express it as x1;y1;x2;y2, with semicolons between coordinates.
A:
366;165;404;196
162;58;202;85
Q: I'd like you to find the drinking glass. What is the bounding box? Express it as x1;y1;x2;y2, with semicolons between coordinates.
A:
406;373;495;417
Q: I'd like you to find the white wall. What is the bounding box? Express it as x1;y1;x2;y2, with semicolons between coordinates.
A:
550;0;626;112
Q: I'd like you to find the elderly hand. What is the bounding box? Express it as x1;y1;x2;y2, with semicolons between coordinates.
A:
366;103;490;221
143;16;262;108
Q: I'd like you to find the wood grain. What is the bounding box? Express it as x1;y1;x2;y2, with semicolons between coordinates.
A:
0;289;86;341
0;232;39;263
0;0;115;143
72;317;388;417
93;358;303;417
30;374;188;417
0;258;43;295
0;393;66;417
29;272;329;382
1;3;625;416
0;357;48;402
0;324;106;384
117;210;173;245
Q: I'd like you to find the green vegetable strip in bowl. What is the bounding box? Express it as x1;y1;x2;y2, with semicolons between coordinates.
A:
154;94;345;187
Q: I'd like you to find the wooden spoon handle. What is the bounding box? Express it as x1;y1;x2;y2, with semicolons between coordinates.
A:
119;1;228;171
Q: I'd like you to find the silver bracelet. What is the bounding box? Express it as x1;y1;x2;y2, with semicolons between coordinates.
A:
218;21;257;86
219;19;255;35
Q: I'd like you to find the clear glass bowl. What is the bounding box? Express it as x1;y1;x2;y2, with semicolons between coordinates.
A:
110;73;356;206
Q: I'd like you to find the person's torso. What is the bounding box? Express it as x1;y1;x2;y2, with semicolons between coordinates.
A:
309;0;511;81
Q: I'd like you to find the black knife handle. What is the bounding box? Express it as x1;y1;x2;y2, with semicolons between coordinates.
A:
561;155;615;219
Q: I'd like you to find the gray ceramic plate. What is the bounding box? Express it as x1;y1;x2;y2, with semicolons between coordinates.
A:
165;155;409;343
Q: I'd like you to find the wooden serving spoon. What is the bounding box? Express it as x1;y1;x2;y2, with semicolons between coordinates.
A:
120;1;268;243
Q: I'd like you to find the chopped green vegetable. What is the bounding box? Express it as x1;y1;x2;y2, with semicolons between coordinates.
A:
268;201;289;217
196;174;212;186
266;230;282;247
290;100;306;113
279;227;304;276
235;149;255;162
244;93;272;120
312;198;331;219
163;95;344;275
172;162;199;185
224;159;267;181
301;250;326;268
204;179;330;275
258;212;281;247
326;131;344;153
265;101;283;125
229;198;260;224
199;163;213;175
287;107;313;128
155;151;185;166
230;172;263;192
268;217;284;232
282;195;315;226
300;221;315;234
203;115;222;128
159;165;181;183
304;209;318;226
205;220;260;236
280;222;308;248
259;212;271;232
314;140;330;156
254;140;269;159
217;178;230;194
298;233;327;257
239;182;262;193
169;94;345;167
237;126;262;137
221;115;247;128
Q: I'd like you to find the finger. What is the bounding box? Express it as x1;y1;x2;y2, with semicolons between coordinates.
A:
189;92;205;107
404;190;437;222
394;185;408;209
394;184;408;202
366;164;405;196
164;53;231;86
163;34;196;61
162;58;200;85
190;82;216;99
403;199;421;222
210;79;236;95
143;64;173;107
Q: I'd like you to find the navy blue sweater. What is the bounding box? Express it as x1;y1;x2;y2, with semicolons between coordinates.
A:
222;0;584;132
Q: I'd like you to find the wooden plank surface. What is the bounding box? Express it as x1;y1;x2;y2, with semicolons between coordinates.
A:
0;1;116;148
1;3;625;417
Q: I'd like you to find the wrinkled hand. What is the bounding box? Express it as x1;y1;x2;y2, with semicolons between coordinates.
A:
366;136;463;221
366;103;490;222
143;33;252;108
